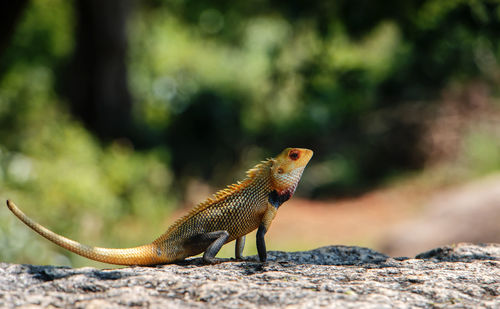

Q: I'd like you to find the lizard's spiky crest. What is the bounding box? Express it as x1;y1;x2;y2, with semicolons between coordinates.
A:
159;159;274;238
246;158;274;178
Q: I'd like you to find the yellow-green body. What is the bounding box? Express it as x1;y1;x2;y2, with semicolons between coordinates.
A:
6;148;313;265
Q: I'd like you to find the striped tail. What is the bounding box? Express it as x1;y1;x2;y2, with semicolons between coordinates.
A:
6;200;168;266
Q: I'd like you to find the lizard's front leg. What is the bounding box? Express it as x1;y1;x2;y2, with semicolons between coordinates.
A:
235;236;245;259
256;206;277;262
256;224;267;262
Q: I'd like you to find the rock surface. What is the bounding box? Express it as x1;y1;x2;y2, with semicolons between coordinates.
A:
1;243;498;308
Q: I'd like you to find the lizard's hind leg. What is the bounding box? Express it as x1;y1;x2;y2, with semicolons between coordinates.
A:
200;231;230;263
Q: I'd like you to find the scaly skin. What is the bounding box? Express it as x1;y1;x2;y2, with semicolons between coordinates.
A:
6;147;313;265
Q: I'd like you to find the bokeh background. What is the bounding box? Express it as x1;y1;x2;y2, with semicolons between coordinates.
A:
1;0;499;268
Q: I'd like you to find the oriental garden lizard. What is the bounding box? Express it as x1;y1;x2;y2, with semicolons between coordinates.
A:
6;147;313;265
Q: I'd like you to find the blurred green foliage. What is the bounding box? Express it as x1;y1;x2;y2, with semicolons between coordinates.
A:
130;0;500;193
0;0;499;266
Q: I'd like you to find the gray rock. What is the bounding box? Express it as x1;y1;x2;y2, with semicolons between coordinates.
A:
0;243;498;308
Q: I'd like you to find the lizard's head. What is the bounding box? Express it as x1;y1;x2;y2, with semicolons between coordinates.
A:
268;148;313;207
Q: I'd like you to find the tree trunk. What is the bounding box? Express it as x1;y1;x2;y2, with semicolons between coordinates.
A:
67;0;134;142
0;0;29;57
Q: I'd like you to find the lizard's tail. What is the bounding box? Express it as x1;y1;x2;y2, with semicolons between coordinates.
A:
6;200;169;266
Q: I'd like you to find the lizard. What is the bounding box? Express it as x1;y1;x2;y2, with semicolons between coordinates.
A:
6;147;313;266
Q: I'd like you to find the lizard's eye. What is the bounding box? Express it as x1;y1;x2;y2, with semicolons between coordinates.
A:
277;168;284;174
289;150;300;160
